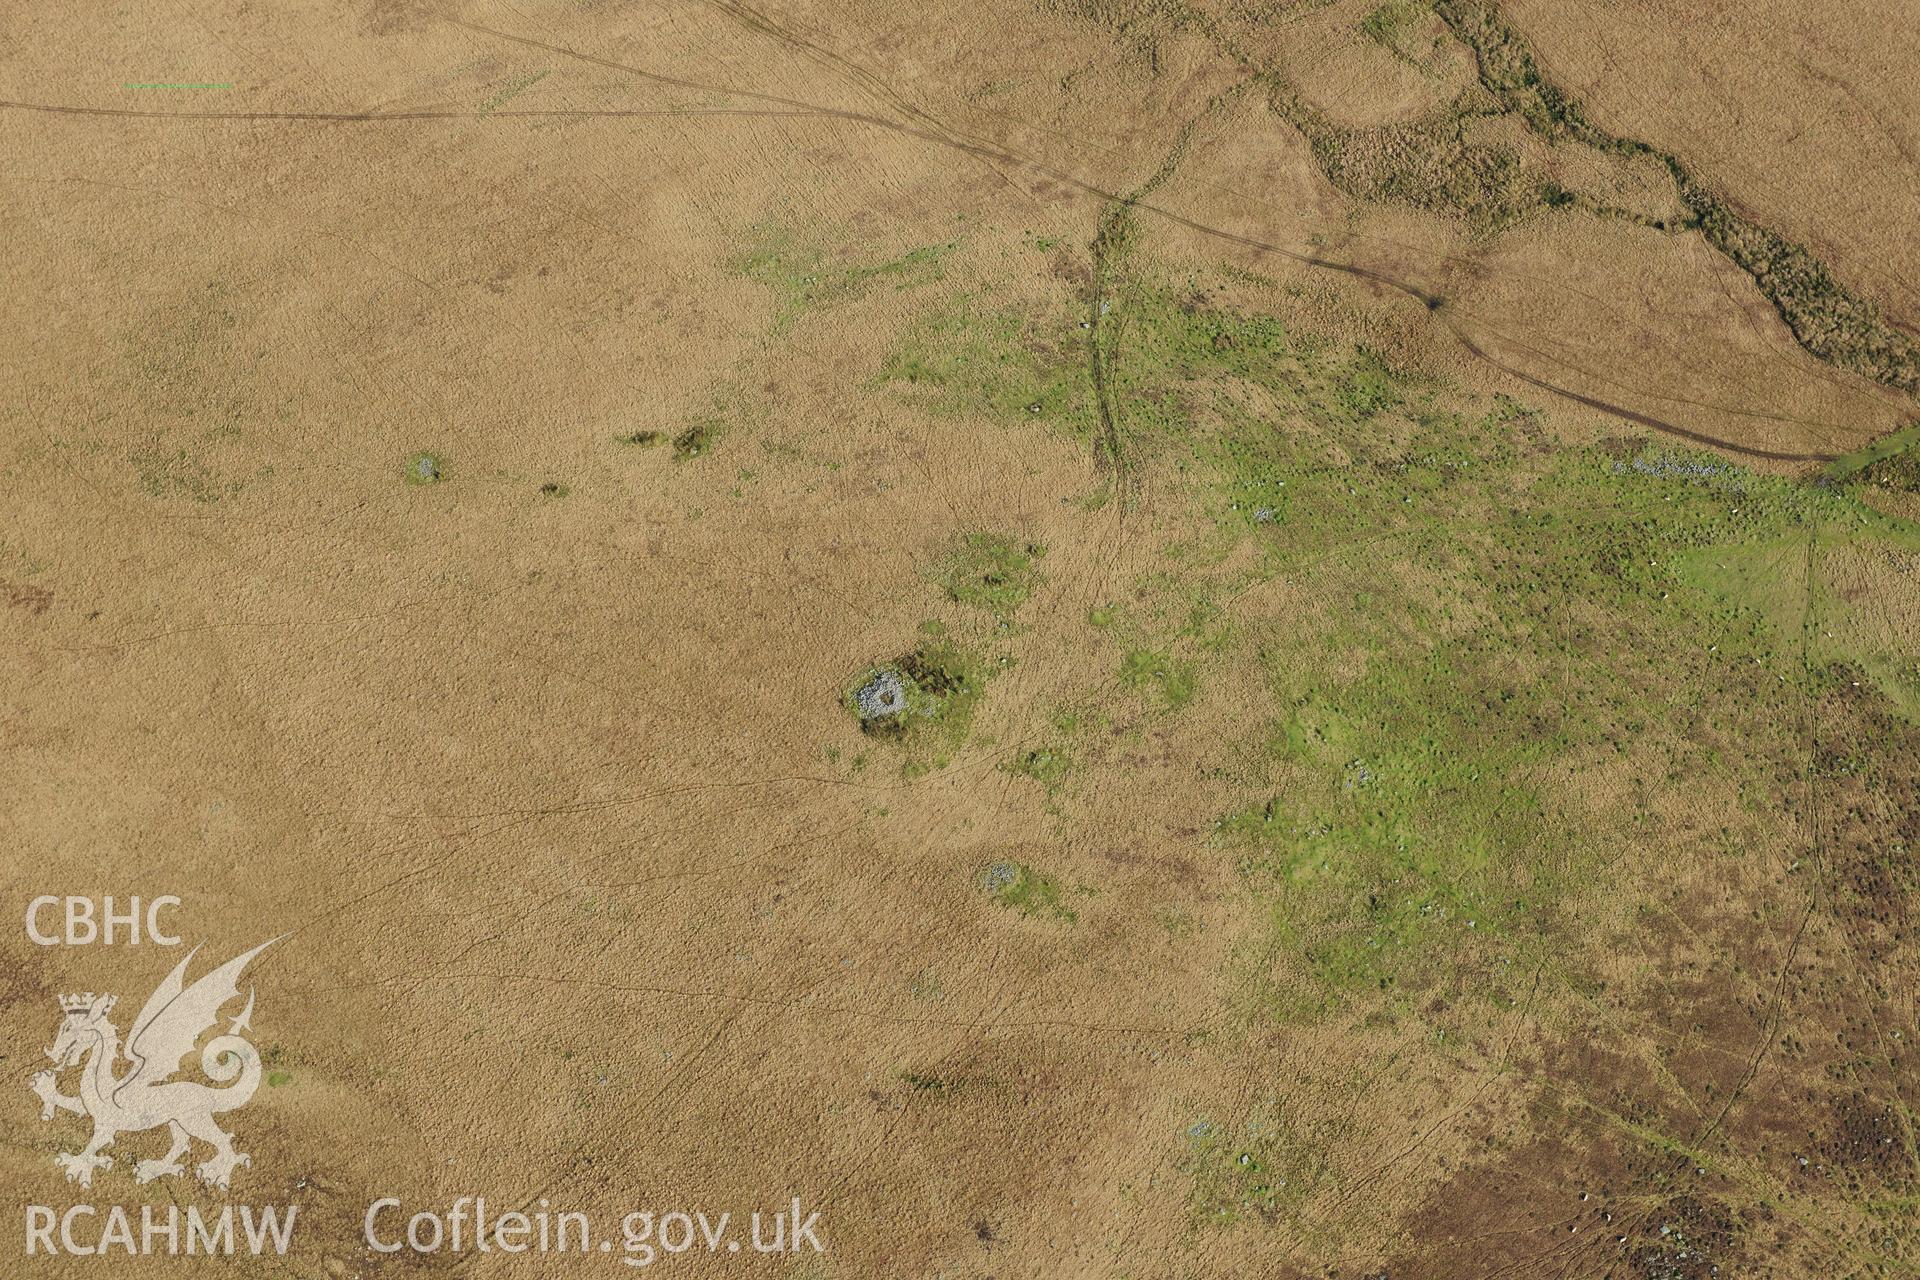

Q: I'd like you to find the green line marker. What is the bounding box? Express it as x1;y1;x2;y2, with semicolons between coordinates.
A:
123;82;234;89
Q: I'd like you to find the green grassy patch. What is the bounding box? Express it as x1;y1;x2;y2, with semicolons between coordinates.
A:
1673;524;1920;719
936;532;1046;615
1334;347;1406;420
1212;424;1900;1014
886;272;1425;507
1184;1109;1324;1227
982;861;1076;922
1361;0;1417;44
876;265;1911;1022
1832;421;1920;491
733;226;956;335
1120;647;1199;709
1005;744;1071;789
877;301;1094;431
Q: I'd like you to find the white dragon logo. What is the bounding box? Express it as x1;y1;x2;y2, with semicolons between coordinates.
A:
29;938;281;1190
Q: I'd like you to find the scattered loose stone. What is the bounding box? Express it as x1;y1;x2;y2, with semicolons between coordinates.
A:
854;669;908;722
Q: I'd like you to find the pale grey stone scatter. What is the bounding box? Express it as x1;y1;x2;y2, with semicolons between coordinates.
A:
854;669;907;721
